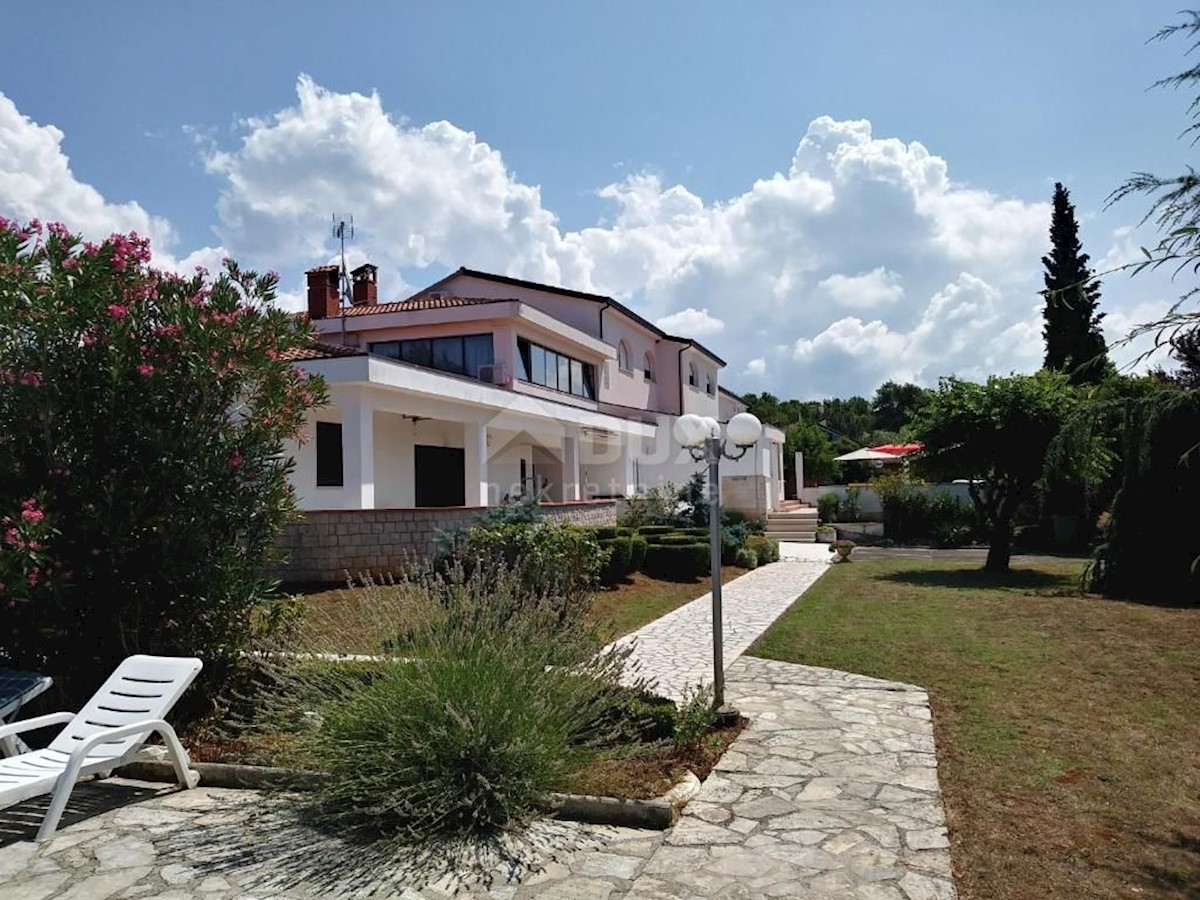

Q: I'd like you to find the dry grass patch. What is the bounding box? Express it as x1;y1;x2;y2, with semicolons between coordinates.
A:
750;559;1200;900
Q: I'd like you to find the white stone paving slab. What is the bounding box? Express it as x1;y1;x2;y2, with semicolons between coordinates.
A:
609;559;830;702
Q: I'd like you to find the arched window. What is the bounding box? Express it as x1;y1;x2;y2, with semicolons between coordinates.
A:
705;372;715;396
643;351;655;382
617;340;632;372
688;362;698;387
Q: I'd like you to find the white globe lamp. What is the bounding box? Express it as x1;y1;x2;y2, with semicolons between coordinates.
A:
701;416;721;439
673;413;708;448
726;412;763;448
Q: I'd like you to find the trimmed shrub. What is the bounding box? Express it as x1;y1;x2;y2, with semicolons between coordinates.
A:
455;522;602;626
680;527;710;538
646;532;705;547
642;542;710;581
734;547;758;569
591;526;621;540
817;492;840;523
628;535;648;573
841;486;863;523
746;535;780;564
721;520;751;565
636;525;675;536
597;536;633;586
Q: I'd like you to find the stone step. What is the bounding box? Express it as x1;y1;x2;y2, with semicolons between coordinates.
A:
764;531;816;542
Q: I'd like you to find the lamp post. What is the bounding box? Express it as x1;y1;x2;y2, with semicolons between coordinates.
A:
673;411;764;713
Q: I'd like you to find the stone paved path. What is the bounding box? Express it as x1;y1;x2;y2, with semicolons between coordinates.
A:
610;557;829;702
626;656;956;899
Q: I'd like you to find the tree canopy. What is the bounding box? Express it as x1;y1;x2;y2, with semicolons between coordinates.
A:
1041;182;1108;383
911;372;1078;571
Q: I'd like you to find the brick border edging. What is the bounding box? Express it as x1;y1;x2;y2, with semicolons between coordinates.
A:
114;761;700;831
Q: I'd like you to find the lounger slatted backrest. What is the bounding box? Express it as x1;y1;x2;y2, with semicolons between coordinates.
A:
47;655;202;760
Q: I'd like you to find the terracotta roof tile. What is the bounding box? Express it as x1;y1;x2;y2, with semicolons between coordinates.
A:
280;342;365;362
338;296;512;316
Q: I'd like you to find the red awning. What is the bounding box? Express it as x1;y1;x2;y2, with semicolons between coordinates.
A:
869;443;923;456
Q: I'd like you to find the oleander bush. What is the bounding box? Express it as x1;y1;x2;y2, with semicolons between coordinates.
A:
0;220;325;707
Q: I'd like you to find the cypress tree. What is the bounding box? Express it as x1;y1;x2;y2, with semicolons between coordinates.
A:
1041;183;1109;383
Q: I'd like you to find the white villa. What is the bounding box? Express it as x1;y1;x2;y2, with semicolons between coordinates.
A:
283;264;787;517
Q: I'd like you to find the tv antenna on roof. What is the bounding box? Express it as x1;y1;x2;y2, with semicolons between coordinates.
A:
331;213;355;308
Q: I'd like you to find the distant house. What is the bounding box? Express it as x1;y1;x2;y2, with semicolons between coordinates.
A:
283;264;785;515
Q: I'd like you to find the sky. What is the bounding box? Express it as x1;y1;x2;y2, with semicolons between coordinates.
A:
1;1;1195;398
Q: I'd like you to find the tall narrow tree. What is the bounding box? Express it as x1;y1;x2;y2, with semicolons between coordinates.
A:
1041;183;1109;383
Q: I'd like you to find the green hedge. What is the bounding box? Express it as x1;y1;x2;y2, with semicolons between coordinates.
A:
636;525;675;536
591;526;622;541
679;527;710;538
645;533;705;547
745;535;780;564
642;542;710;581
629;536;647;573
597;537;634;586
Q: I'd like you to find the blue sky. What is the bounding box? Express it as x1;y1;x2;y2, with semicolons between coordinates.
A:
1;1;1193;396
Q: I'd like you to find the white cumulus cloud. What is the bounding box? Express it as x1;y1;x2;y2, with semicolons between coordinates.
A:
655;307;725;336
0;80;1171;397
818;268;905;308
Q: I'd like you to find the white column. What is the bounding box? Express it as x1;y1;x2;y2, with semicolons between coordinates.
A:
397;417;416;508
463;420;489;507
341;390;375;509
562;432;581;501
794;451;805;500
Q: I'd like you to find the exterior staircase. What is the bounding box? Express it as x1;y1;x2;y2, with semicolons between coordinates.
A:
764;500;818;542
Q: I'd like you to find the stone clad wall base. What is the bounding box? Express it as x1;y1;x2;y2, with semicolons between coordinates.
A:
721;475;768;516
267;501;619;586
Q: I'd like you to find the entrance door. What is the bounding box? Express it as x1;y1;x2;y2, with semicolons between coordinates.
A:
414;445;465;507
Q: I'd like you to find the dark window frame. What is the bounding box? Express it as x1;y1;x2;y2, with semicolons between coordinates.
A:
516;337;596;400
369;333;493;380
315;421;344;487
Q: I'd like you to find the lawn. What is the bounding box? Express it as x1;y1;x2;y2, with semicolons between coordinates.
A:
293;565;749;650
587;565;749;638
750;559;1200;900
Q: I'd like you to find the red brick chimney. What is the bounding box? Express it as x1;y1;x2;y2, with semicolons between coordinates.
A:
351;263;378;307
305;266;340;319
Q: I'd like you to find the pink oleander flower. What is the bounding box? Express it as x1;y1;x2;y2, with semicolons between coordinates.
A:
229;449;244;469
137;363;155;377
21;506;45;524
107;303;129;320
20;371;41;388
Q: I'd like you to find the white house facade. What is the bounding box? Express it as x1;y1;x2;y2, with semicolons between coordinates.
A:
283;264;786;517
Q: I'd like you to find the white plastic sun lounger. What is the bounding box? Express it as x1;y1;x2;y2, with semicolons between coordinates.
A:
0;654;202;841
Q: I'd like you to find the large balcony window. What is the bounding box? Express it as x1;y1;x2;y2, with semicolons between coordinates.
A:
370;334;494;380
516;337;596;399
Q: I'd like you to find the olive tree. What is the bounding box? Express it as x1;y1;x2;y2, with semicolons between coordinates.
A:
911;372;1077;572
